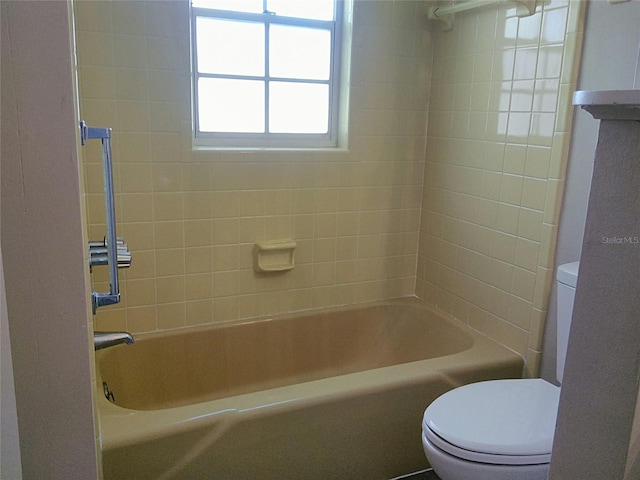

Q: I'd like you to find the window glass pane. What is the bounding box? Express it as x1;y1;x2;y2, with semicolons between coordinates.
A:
269;82;329;134
267;0;334;20
270;25;331;80
192;0;263;14
198;78;265;133
196;17;264;76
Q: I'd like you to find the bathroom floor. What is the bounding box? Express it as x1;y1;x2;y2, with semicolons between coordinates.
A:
392;469;441;480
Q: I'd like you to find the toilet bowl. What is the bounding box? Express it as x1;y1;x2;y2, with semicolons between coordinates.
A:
421;379;559;480
421;262;579;480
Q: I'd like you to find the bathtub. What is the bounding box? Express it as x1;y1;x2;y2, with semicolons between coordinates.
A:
96;298;522;479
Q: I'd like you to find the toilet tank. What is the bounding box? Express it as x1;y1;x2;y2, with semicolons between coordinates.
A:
556;262;579;383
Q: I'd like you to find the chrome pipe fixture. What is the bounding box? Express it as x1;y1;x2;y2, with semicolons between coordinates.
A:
94;331;135;351
89;237;132;269
427;0;538;30
80;121;131;314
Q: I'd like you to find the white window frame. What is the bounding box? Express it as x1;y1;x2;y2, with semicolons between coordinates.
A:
191;1;344;149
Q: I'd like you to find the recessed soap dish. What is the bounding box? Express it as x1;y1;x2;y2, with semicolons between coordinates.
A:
253;240;296;273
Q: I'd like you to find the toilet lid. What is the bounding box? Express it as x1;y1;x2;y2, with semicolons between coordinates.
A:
423;379;560;460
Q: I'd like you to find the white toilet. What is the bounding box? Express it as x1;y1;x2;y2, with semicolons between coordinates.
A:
421;262;579;480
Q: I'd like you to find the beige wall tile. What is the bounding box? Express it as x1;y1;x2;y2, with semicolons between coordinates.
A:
186;300;213;326
185;247;212;274
512;266;537;302
184;192;212;219
76;31;114;66
500;174;524;205
155;249;185;277
515;237;541;272
115;133;151;164
125;278;157;307
119;193;153;223
417;0;581;375
539;223;558;268
213;296;238;322
211;244;239;272
156;276;185;304
152;164;183;192
150;134;181;163
79;66;116;100
113;34;148;69
127;306;158;333
212;270;239;298
120;164;153;193
76;0;580;380
81;99;117;130
95;307;127;333
125;250;156;280
116;100;150;133
521;177;548;211
157;303;186;330
184;220;213;247
111;1;146;35
154;221;184;249
74;0;112;33
114;68;148;101
518;208;544;242
121;222;155;251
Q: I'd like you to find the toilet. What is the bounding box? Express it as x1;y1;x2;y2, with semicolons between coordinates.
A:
421;262;579;480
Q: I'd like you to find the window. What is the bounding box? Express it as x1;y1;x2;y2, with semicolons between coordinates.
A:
191;0;343;148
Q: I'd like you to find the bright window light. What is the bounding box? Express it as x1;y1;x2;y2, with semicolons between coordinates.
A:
191;0;342;148
198;78;265;133
196;18;264;76
269;25;331;80
269;82;329;133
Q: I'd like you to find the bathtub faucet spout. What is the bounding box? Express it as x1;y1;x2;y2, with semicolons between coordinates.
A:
94;331;134;350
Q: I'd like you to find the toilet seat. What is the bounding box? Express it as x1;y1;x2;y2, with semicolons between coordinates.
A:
423;426;551;465
422;379;560;465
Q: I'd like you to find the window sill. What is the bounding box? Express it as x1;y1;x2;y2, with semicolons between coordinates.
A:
190;145;350;161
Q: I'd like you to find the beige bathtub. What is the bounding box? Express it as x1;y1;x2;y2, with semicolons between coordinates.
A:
96;298;522;479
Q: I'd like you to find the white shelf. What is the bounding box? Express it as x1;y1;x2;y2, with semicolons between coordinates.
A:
573;90;640;120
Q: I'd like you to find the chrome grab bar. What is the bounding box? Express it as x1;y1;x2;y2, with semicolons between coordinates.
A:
80;121;122;313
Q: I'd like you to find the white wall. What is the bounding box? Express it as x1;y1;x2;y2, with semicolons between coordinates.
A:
0;1;98;478
541;0;640;381
543;0;640;478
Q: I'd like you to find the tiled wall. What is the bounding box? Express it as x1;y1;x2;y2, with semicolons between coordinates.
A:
416;0;585;375
76;0;584;376
74;0;433;333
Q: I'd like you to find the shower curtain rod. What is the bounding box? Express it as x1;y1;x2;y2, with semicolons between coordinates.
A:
427;0;539;30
